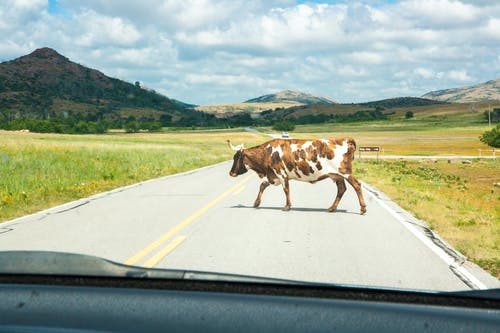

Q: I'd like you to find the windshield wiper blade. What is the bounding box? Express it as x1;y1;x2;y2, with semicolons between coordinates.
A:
0;251;301;284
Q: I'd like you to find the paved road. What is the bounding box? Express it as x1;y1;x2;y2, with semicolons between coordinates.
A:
1;161;498;291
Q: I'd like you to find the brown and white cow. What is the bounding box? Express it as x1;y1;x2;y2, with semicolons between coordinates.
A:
228;138;367;214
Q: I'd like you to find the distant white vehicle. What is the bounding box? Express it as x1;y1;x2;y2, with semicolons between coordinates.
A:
282;132;290;138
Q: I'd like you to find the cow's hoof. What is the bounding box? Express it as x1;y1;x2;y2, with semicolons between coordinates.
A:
282;205;291;211
360;206;367;215
253;201;261;208
327;207;336;213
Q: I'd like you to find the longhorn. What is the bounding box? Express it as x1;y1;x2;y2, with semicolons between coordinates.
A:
227;140;244;151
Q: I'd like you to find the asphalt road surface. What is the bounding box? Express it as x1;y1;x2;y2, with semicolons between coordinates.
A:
1;161;498;291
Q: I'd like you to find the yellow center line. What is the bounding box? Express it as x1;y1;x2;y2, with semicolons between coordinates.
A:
142;236;186;268
124;173;254;266
232;185;246;196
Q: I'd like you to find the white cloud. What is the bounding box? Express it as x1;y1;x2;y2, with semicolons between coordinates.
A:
446;69;471;82
484;18;500;39
73;10;141;47
0;0;499;104
346;51;385;65
414;68;436;79
396;0;482;28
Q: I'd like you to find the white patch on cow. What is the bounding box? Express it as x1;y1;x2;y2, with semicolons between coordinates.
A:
278;164;288;178
333;139;349;177
271;145;284;158
301;141;313;150
272;175;282;185
307;160;318;171
290;143;299;152
320;139;330;144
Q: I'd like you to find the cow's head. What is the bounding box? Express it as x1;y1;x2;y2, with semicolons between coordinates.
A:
227;140;248;177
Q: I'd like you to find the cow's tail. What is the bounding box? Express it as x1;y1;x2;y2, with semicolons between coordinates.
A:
346;137;357;160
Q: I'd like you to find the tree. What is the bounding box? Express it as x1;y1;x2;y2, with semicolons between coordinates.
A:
405;111;414;119
483;108;500;123
142;121;162;132
272;121;295;131
125;121;140;133
479;124;500;148
159;114;172;126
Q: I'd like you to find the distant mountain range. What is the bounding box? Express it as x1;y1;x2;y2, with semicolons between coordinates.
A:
1;47;498;131
245;90;336;104
0;47;205;125
421;78;500;103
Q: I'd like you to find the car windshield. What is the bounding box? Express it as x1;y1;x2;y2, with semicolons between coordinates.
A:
0;0;499;295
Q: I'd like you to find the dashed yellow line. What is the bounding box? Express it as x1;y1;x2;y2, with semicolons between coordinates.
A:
124;173;254;267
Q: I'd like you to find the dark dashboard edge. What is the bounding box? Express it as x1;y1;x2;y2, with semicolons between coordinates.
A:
1;274;499;310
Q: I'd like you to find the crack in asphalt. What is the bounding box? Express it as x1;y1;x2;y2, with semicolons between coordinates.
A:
0;223;17;235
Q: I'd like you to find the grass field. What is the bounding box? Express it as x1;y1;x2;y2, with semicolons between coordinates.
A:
1;122;498;278
289;124;492;156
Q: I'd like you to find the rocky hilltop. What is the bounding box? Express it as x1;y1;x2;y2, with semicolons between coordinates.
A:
245;90;336;104
422;78;500;103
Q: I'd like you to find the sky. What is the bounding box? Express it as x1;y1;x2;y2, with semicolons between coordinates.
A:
1;0;499;105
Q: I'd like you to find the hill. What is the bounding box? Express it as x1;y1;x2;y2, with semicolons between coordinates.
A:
258;98;499;127
195;101;303;118
245;90;336;104
360;97;446;108
422;78;500;103
259;96;447;122
0;47;209;129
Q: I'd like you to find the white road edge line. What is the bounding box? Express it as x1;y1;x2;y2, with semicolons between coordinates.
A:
362;183;487;290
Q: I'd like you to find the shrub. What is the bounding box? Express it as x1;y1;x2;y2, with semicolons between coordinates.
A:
272;121;295;131
479;124;500;148
125;121;140;133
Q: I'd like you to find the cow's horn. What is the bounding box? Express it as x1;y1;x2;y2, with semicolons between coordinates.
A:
227;140;244;151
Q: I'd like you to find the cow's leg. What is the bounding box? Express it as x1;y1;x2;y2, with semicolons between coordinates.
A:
346;175;367;215
282;178;291;211
327;175;346;212
254;181;270;208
